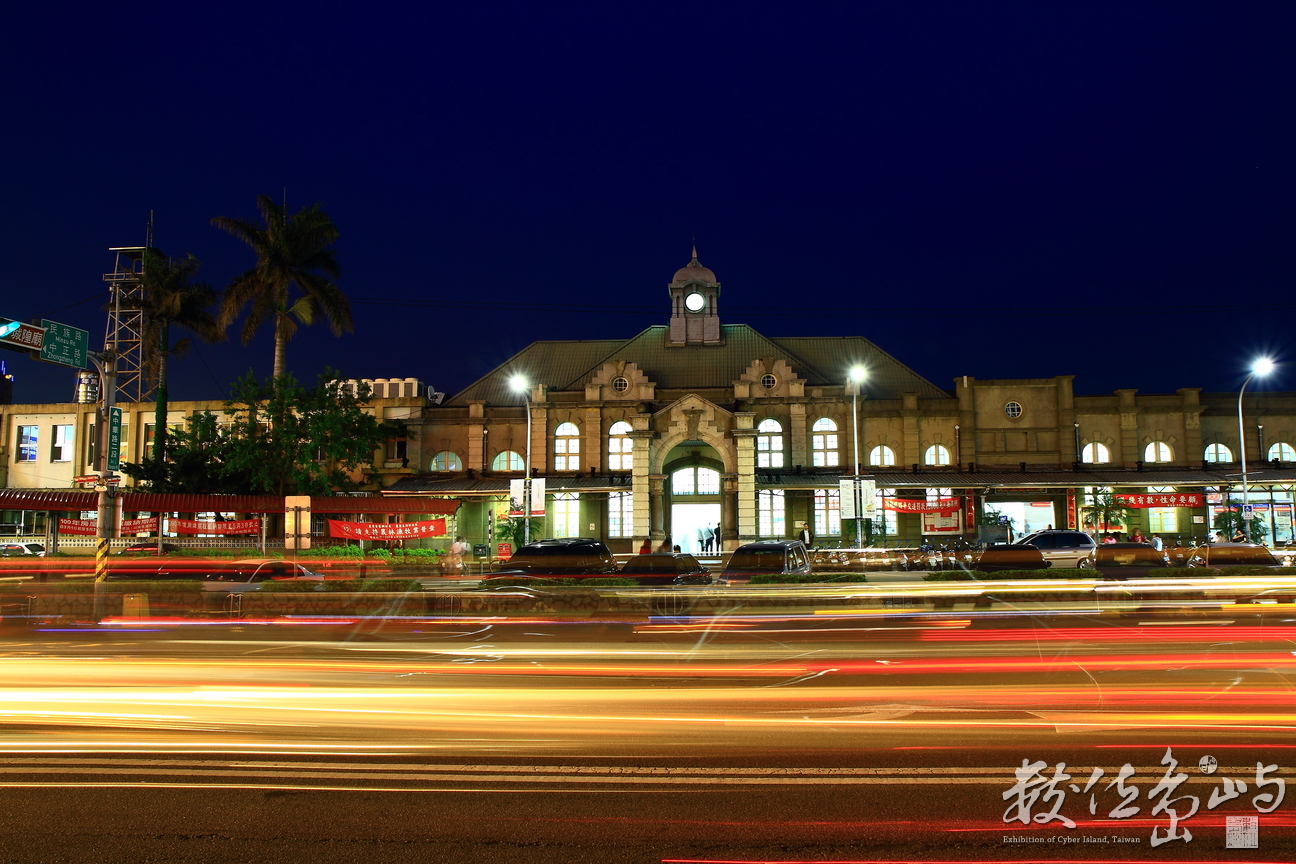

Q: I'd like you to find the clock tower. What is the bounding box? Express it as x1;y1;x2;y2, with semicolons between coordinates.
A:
667;246;723;346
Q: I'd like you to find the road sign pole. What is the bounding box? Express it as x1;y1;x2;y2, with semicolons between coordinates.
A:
91;351;118;556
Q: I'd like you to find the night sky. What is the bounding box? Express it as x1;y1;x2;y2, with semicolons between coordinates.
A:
3;2;1292;405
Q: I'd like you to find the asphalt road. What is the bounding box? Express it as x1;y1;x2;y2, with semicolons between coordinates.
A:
0;611;1293;862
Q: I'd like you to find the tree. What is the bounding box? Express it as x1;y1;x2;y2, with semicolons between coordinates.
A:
135;251;222;463
211;195;351;379
123;370;391;496
1213;508;1269;543
1080;491;1136;536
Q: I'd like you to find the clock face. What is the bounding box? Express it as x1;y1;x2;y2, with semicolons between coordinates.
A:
684;292;705;312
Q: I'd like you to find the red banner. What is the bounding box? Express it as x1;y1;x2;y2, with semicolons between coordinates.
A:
328;519;446;540
120;517;159;534
883;497;962;513
58;518;97;536
171;518;261;535
1115;493;1204;508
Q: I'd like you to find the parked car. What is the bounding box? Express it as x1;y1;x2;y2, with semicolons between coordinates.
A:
619;553;712;586
720;540;812;584
103;558;323;587
1015;530;1096;569
117;542;180;555
1186;543;1284;570
973;544;1051;573
0;542;45;557
1094;542;1170;579
487;538;618;581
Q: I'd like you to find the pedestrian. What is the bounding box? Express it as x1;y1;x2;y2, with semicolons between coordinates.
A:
695;525;706;552
797;521;814;548
447;535;468;575
657;536;672;553
1130;530;1146;544
1151;534;1164;551
638;537;652;555
672;544;681;553
1232;526;1247;543
702;523;715;553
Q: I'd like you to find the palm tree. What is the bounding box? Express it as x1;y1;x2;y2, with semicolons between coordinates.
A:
1080;491;1136;539
211;195;351;379
137;251;222;461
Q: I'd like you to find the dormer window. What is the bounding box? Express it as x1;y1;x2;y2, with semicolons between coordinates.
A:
761;374;777;389
611;377;629;392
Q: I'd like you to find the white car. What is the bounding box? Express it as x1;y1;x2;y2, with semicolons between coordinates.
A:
0;542;45;557
1016;530;1097;569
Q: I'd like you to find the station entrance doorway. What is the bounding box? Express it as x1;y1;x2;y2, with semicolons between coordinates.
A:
992;501;1056;539
671;502;721;554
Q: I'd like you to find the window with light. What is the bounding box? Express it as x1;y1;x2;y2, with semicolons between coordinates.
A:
1081;442;1110;464
1270;442;1296;462
491;450;524;471
672;467;720;495
430;451;463;471
553;422;580;470
811;418;839;467
926;487;954;504
923;444;951;466
875;487;897;535
813;488;841;536
16;426;37;462
758;489;785;536
607;490;633;538
51;425;73;463
1204;443;1233;463
1144;441;1172;463
551;492;581;537
607;421;633;470
756;419;784;468
869;445;895;467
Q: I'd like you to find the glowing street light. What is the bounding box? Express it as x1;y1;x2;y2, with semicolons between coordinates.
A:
1237;358;1276;540
848;366;867;546
510;376;534;545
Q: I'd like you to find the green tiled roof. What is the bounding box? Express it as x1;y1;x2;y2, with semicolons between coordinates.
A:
444;324;947;406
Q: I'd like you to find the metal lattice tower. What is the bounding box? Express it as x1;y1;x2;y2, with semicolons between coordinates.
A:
102;244;155;403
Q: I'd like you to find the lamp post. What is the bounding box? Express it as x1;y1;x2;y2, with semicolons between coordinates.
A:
510;376;533;545
1237;358;1275;541
848;366;866;547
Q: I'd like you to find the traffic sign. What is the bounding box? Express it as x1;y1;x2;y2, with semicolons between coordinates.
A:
106;407;123;471
39;319;88;368
0;319;45;352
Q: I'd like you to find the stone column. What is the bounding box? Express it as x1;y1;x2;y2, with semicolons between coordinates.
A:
630;417;655;544
733;412;757;541
649;475;666;543
720;474;738;549
584;407;602;472
901;392;920;467
1115;389;1140;467
789;402;807;467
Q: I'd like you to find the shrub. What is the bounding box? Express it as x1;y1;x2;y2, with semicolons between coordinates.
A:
748;573;863;585
2;580;206;593
979;568;1091;580
1217;566;1296;576
922;571;976;582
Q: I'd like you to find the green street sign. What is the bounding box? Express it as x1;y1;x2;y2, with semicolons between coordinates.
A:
39;319;88;368
106;407;123;471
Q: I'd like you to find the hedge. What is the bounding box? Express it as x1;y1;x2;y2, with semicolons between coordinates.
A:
922;569;1093;582
748;573;864;585
478;577;638;588
0;581;204;593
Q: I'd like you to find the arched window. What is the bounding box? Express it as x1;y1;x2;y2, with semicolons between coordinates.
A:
1270;442;1296;462
756;419;784;468
671;467;720;495
1204;443;1233;463
430;451;462;471
607;421;633;470
869;445;895;467
811;418;839;467
553;422;580;470
758;489;785;536
491;450;524;471
1081;443;1110;464
923;444;951;466
1144;441;1173;463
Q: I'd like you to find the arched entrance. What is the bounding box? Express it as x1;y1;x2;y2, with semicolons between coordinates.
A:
663;444;723;554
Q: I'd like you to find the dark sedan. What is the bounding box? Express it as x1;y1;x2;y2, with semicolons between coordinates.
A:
619;553;713;586
973;544;1051;573
1094;542;1170;579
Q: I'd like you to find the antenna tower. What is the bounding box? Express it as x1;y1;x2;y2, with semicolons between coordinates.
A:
101;216;159;403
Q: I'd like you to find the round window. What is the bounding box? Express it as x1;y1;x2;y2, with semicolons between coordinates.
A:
1005;401;1023;419
684;292;705;312
761;374;777;389
611;377;629;392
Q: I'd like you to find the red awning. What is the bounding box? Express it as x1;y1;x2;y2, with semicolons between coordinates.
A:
0;489;459;515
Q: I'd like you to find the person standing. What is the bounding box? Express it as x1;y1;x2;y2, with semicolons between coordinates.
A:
638;538;652;555
447;535;468;575
702;523;715;553
797;521;814;548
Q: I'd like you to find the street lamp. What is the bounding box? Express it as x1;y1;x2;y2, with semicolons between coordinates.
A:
1237;358;1275;541
510;376;533;545
848;366;866;547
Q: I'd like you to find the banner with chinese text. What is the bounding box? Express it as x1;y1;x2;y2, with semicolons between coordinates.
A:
327;519;447;540
172;518;261;535
57;518;97;535
120;517;159;534
883;497;962;513
1115;493;1204;508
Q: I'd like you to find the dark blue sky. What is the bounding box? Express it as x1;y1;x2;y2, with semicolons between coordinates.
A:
3;1;1292;404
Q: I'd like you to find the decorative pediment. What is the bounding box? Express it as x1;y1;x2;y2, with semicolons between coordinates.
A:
653;394;732;442
586;360;655;401
734;357;805;398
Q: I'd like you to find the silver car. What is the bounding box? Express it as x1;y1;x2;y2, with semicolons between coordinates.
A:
1016;530;1097;569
